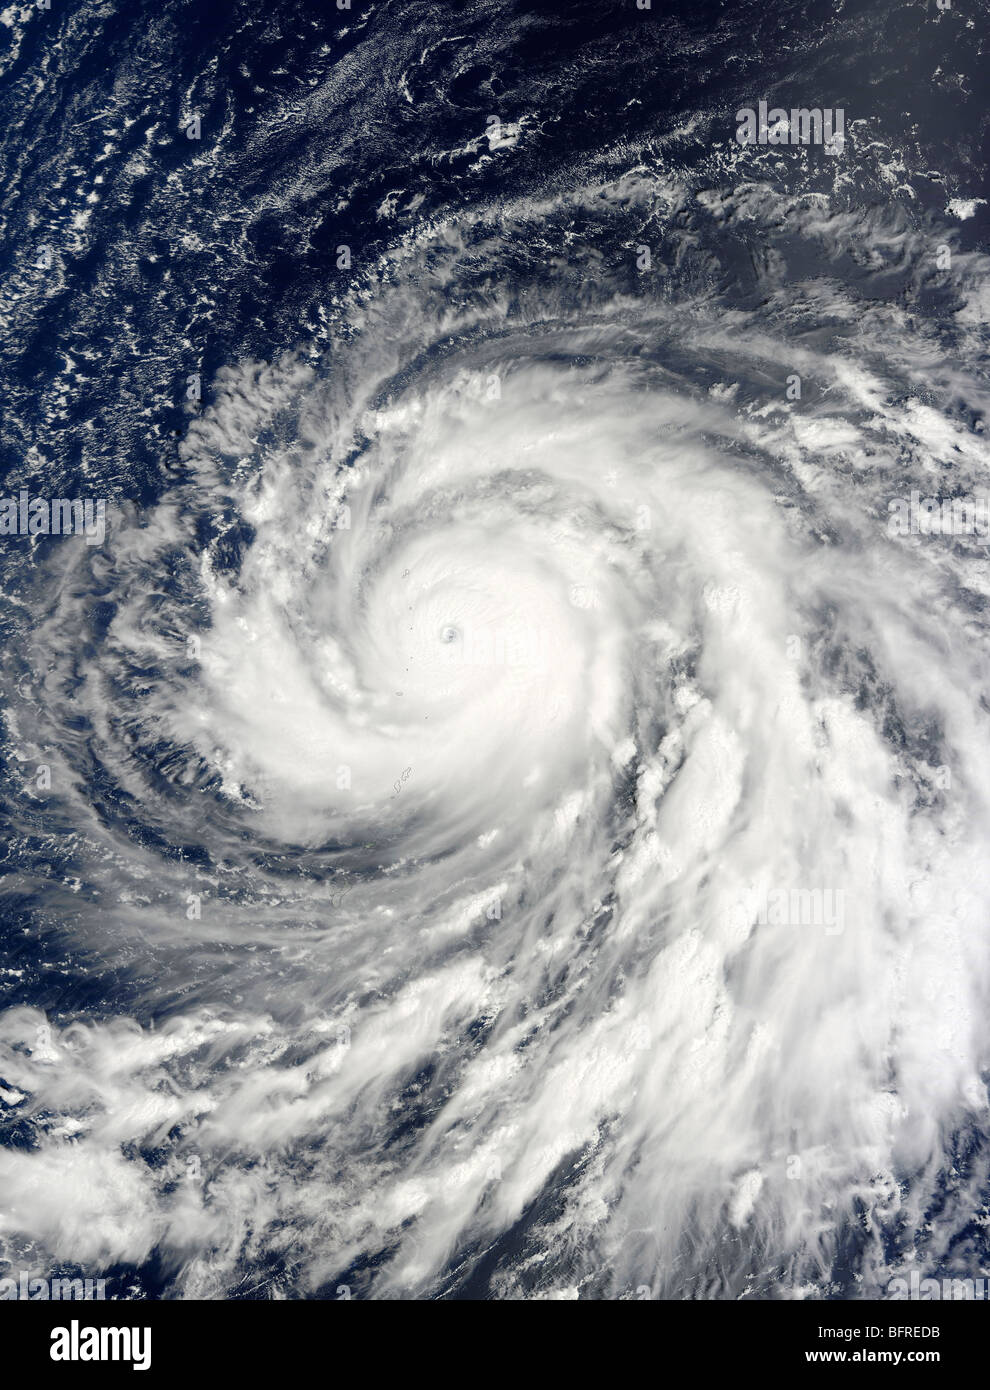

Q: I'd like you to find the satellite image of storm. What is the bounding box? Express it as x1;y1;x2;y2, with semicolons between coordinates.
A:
1;0;990;1321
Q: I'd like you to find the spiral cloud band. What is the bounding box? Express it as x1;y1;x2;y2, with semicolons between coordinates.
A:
1;0;989;1302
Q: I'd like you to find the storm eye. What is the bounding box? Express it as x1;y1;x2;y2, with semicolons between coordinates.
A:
440;626;459;644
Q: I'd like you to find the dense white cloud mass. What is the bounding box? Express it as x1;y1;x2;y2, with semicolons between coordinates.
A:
1;0;990;1299
2;175;990;1299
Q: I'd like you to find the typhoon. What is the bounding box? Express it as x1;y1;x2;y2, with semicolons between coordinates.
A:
1;0;989;1301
